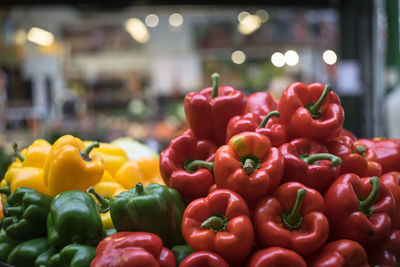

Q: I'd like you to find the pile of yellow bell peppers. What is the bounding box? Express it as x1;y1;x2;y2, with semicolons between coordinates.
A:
0;135;164;230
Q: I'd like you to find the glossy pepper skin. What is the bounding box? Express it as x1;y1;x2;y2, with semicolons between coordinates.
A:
115;156;165;189
244;91;278;120
359;138;400;173
226;111;287;147
179;251;229;267
181;189;254;266
277;82;344;142
90;232;175;267
324;174;395;247
380;172;400;229
1;187;52;240
47;190;105;247
160;130;217;201
214;132;284;206
0;229;21;262
245;247;307;267
48;244;96;267
326;136;382;177
366;229;400;267
109;183;179;248
279;138;342;194
7;237;51;267
252;182;329;256
184;73;246;146
307;239;369;267
43;135;104;197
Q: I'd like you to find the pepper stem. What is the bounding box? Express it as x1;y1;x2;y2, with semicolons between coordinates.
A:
359;176;380;216
243;158;255;174
87;186;109;213
201;214;227;232
136;183;144;195
184;159;214;173
282;189;307;229
5;206;24;217
355;145;367;156
12;143;25;162
210;73;220;100
259;111;280;128
307;84;332;118
0;185;11;196
81;141;99;162
302;153;342;167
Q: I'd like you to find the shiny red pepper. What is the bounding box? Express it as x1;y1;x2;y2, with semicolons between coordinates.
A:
307;239;369;267
358;138;400;173
226;111;287;147
277;82;344;142
380;171;400;229
326;136;382;177
244;91;278;120
324;174;396;247
91;232;175;267
181;189;254;266
184;73;246;146
245;247;307;267
179;251;229;267
252;182;329;256
159;130;216;202
366;229;400;267
279;138;342;193
214;131;284;206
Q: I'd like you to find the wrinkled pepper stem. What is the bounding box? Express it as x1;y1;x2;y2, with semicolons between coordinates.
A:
359;176;379;216
259;110;280;128
80;141;100;162
0;185;11;196
355;145;367;156
302;153;342;167
184;159;214;173
5;207;24;217
13;143;25;162
87;186;109;213
243;158;255;174
210;73;220;100
201;214;227;232
282;189;307;229
307;84;332;118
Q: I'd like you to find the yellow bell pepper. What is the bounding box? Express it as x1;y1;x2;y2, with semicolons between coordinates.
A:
43;135;104;197
20;139;51;168
84;141;129;177
115;156;165;189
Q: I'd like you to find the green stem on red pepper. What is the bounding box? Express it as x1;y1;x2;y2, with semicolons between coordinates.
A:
282;189;307;229
301;153;342;167
307;84;332;119
241;155;261;174
12;143;25;162
359;176;379;216
87;186;110;213
80;141;99;162
184;159;214;173
0;185;10;196
201;214;227;232
210;73;220;100
355;145;367;157
259;110;280;128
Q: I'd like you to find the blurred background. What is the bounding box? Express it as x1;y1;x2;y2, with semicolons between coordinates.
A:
0;0;398;157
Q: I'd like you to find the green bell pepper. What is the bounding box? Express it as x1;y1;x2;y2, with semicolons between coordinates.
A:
7;237;51;267
47;190;105;247
167;186;186;245
34;245;59;267
48;244;96;267
110;182;177;248
171;244;194;266
0;229;21;262
1;187;53;240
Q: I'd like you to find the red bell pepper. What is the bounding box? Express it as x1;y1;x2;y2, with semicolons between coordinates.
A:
244;91;278;120
181;189;254;266
307;239;369;267
179;251;229;267
277;82;344;142
252;182;329;256
214;131;284;206
380;171;400;229
159;130;216;201
184;73;246;146
358;138;400;173
226;111;287;147
91;232;175;267
366;229;400;267
245;247;307;267
330;127;358;141
326;136;382;177
324;174;396;247
279;138;342;193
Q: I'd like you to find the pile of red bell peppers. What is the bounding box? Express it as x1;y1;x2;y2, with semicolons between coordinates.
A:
155;74;400;267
